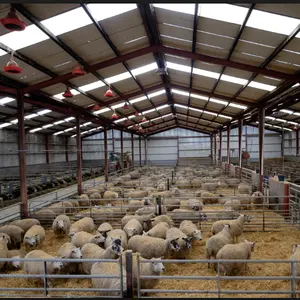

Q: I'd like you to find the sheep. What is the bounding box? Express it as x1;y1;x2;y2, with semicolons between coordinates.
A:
179;220;202;241
251;191;264;206
81;240;124;274
91;261;127;296
211;214;252;243
172;187;181;197
216;240;256;275
78;194;90;206
103;191;118;205
163;198;180;211
224;200;242;211
236;194;252;210
127;190;149;198
57;242;82;274
34;208;56;221
69;217;95;237
105;229;128;250
24;250;64;287
121;213;156;230
71;231;106;248
10;219;40;232
225;178;240;188
49;202;73;214
238;183;251;194
187;198;203;211
205;224;232;269
151;191;172;198
171;209;208;222
97;222;113;237
290;244;300;293
128;235;180;259
120;251;165;291
203;182;218;192
89;192;102;205
6;249;26;270
123;219;143;238
0;233;10;271
166;228;193;259
151;215;174;228
143;222;170;239
201;192;219;204
23;225;45;249
127;200;148;212
191;178;202;188
0;225;24;249
52;215;71;236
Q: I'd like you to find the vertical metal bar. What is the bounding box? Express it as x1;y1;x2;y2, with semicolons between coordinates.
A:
76;116;83;195
219;129;222;166
45;135;49;164
104;125;108;182
139;136;142;167
217;261;221;298
167;178;170;190
65;136;69;162
258;106;265;192
119;254;124;297
120;130;124;171
245;124;248;167
172;171;174;185
227;126;230;164
291;261;295;298
17;89;28;218
281;129;284;157
125;250;133;298
263;210;265;231
210;134;213;164
131;133;134;168
136;254;141;298
111;129;115;153
296;130;299;157
238;119;243;170
144;137;147;164
43;260;48;296
214;133;217;166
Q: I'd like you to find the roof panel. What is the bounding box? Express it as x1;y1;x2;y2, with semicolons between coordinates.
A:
126;54;156;69
214;81;243;97
136;73;161;87
254;74;283;86
96;63;128;78
64;94;95;107
206;102;225;111
268;60;299;74
190;99;206;108
85;49;116;65
161;35;193;51
196;30;234;51
238;86;268;100
193;61;223;73
112;78;139;94
230;51;266;67
69;73;98;87
283;38;300;54
192;75;217;91
195;44;229;59
255;4;300;19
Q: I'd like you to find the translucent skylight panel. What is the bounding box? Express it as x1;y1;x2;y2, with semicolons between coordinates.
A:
221;74;248;85
128;115;135;119
229;103;247;110
131;62;157;76
172;89;190;97
106;72;131;84
37;109;52;115
157;104;169;110
276;119;287;123
167;62;191;73
204;111;218;116
189;107;203;113
81;81;105;92
111;102;126;109
83;122;92;126
81;131;88;135
143;108;156;114
0;123;12;129
210;98;228;105
30;128;43;133
10;119;18;124
174;104;188;109
294;112;300;117
248;81;276;91
0;97;15;105
114;118;127;123
41;7;92;36
64;117;75;122
64;128;74;132
293;83;300;88
191;93;208;101
247;9;299;36
153;4;195;15
218;114;232;119
280;109;293;114
88;128;97;132
42;124;54;129
148;90;166;98
151;117;161;122
53;131;64;136
25;113;38;120
162;113;174;118
129;96;147;104
193;67;220;79
266;116;275;120
288;121;298;125
94;108;111;114
54;120;65;125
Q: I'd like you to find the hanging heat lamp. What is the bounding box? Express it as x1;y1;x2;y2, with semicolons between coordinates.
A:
123;102;129;109
141;117;147;122
72;63;85;76
62;86;73;98
4;51;22;74
104;87;114;98
124;119;129;125
111;111;118;120
1;7;26;31
138;127;143;133
135;111;139;117
92;104;101;111
294;126;298;131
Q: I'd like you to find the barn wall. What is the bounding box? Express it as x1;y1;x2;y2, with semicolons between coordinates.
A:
284;131;297;157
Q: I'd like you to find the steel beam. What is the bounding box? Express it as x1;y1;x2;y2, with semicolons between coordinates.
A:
297;129;299;157
17;89;28;218
227;126;230;164
45;135;49;165
104;125;108;182
258;107;265;192
219;129;223;166
131;133;134;168
144;137;147;164
210;134;213;163
120;130;124;171
214;133;217;165
65;137;69;162
139;136;142;166
238;119;243;169
76;116;83;194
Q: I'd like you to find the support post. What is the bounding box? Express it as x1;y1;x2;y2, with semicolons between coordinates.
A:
219;129;222;166
238;119;243;174
245;125;248;167
296;129;299;157
214;133;217;165
281;129;284;157
45;135;49;165
76;116;83;195
144;137;147;164
139;136;142;167
65;137;69;162
112;129;115;153
210;134;213;163
17;89;28;218
104;125;108;182
120;130;124;170
227;126;230;164
258;106;265;192
131;133;134;168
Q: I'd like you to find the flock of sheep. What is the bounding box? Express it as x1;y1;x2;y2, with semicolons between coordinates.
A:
0;165;299;297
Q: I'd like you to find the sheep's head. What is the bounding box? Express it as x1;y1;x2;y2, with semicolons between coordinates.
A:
24;235;38;247
244;215;252;223
193;229;202;241
151;258;165;273
71;247;82;259
199;213;208;222
223;224;231;232
11;256;21;269
111;238;123;256
52;257;64;271
169;238;180;251
292;244;300;254
182;237;193;249
56;220;65;229
0;233;11;246
244;240;256;252
93;234;106;245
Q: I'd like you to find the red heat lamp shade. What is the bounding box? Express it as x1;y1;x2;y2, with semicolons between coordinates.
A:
104;88;114;97
123;102;129;109
4;58;22;74
294;126;298;131
141;117;147;122
138;127;143;133
62;87;73;98
92;105;101;111
72;64;85;76
135;111;139;117
124;120;129;125
1;8;26;31
111;112;119;120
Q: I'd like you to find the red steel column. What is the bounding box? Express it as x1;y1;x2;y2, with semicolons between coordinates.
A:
120;130;124;170
210;134;213;163
258;106;265;192
144;137;147;164
214;133;217;165
112;129;115;152
17;89;28;218
76;116;83;195
139;136;142;166
45;135;49;164
238;119;243;169
245;125;248;167
296;129;299;156
131;133;134;168
65;137;69;162
219;129;222;166
104;125;108;182
227;126;231;164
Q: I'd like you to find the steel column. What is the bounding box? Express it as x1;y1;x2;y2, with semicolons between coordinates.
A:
210;134;213;163
139;136;142;166
245;125;248;167
214;133;217;165
227;126;230;164
65;137;69;162
111;129;115;153
76;116;83;195
17;89;28;218
296;130;299;156
238;119;243;169
258;107;265;192
104;125;108;182
281;129;284;157
120;131;124;170
219;129;222;166
45;135;49;165
131;133;134;168
144;137;147;164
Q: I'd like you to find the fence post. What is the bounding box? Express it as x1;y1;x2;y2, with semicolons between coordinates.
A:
262;210;265;231
172;171;174;184
167;178;170;191
156;196;162;215
217;261;221;298
125;250;133;299
43;260;48;296
291;261;295;298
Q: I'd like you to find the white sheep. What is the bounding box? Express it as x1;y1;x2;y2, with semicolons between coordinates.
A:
23;225;45;249
163;198;180;211
201;192;219;204
10;219;40;232
251;191;264;206
0;233;10;271
179;220;202;241
71;231;106;248
6;249;25;270
151;215;174;228
123;219;143;238
238;183;251;194
105;229;128;250
24;250;64;287
127;190;149;199
0;225;24;249
52;215;71;236
121;213;156;230
216;240;256;275
205;224;232;269
69;217;95;237
143;222;170;239
128;235;180;259
91;261;126;296
81;241;124;274
57;242;82;274
211;214;251;243
34;208;56;221
203;182;218;192
224;200;242;211
97;222;113;237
